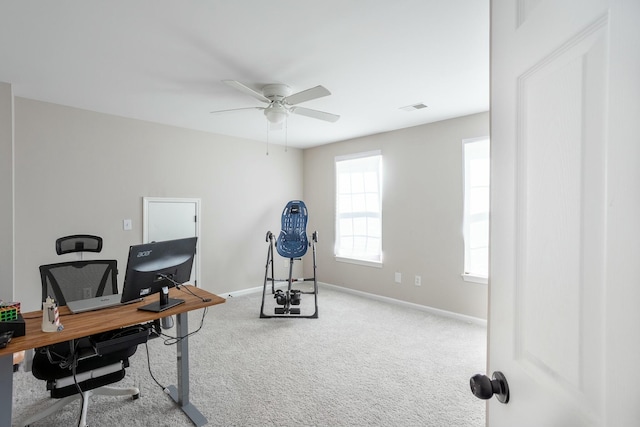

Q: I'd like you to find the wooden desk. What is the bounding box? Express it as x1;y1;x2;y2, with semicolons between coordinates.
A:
0;286;225;426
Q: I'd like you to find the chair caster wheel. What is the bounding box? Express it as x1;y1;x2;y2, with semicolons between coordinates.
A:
133;393;140;400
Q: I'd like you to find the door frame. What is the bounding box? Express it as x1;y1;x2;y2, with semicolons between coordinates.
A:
142;197;201;287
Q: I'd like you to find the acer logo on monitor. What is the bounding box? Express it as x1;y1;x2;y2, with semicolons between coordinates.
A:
137;250;152;258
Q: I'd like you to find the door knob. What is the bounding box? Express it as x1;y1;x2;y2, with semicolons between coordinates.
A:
470;371;510;404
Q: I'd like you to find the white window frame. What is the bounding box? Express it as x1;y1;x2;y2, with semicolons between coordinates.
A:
334;150;383;268
462;137;490;284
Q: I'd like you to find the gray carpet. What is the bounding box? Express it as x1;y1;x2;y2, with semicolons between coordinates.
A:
11;285;487;426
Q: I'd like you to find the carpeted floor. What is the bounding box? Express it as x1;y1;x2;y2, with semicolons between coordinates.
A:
11;285;487;426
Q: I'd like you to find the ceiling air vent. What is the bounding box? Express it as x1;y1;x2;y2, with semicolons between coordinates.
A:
400;103;428;112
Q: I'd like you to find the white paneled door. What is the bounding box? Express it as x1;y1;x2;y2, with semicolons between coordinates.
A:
143;197;201;286
487;0;640;426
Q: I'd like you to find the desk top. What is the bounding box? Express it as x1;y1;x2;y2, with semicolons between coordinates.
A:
0;285;225;357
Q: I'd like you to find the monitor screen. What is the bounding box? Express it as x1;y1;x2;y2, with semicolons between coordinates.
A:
121;237;197;311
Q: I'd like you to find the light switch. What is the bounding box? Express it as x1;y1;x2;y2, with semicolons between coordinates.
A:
123;219;132;231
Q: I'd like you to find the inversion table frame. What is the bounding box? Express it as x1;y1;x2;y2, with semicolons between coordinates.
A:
260;230;318;318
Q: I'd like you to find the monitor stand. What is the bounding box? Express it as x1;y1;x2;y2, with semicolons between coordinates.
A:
138;287;185;312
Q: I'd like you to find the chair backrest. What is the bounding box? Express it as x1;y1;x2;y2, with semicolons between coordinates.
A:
276;200;309;259
39;260;118;306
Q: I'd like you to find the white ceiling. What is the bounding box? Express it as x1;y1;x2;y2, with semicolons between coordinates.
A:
0;1;489;149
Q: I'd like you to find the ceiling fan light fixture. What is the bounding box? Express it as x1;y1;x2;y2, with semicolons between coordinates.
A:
264;104;289;124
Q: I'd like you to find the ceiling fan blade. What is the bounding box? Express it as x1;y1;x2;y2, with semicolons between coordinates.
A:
290;106;340;122
222;80;270;103
285;85;331;105
210;106;263;114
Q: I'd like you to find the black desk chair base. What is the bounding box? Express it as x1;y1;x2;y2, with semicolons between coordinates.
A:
21;374;140;427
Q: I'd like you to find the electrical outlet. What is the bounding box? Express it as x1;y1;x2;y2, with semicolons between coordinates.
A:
414;275;422;286
394;272;402;284
83;287;92;299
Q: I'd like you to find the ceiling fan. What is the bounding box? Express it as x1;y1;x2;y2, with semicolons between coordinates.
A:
212;80;340;125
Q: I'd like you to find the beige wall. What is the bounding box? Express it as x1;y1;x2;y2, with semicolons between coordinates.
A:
0;83;13;299
8;95;489;319
303;112;489;319
13;98;303;311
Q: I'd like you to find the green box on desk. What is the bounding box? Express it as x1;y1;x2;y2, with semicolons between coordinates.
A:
0;313;26;337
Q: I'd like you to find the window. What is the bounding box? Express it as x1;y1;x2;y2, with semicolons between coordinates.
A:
335;151;382;266
463;137;490;283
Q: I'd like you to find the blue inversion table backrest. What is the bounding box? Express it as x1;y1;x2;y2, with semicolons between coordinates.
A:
276;200;309;259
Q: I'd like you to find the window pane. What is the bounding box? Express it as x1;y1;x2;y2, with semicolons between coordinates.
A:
338;195;352;213
469;220;489;248
335;153;382;262
364;172;379;193
339;218;353;235
368;217;381;237
469;187;489;215
337;173;351;194
463;138;490;278
366;193;380;213
469;247;489;276
352;194;366;213
470;158;490;187
368;237;381;254
353;236;367;253
351;173;365;193
353;217;367;236
340;237;354;253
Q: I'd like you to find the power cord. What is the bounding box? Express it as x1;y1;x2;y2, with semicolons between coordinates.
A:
143;306;208;393
156;274;212;303
38;340;85;427
157;307;208;346
178;285;212;303
70;341;85;427
144;341;167;392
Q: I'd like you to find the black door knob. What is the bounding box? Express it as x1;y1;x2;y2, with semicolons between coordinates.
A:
470;371;510;404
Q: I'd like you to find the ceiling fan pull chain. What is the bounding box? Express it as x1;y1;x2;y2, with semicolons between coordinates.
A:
266;120;270;156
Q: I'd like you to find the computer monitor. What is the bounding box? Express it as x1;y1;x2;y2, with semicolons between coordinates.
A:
121;237;197;312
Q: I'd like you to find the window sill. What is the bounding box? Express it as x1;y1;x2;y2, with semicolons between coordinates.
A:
335;257;383;268
462;273;488;285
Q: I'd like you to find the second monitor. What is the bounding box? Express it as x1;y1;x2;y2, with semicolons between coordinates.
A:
121;237;197;312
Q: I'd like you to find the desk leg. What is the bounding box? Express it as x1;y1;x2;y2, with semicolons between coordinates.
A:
166;311;207;427
1;354;13;426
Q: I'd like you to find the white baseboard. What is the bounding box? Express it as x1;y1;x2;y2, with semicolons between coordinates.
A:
220;286;263;298
320;282;487;327
221;282;487;327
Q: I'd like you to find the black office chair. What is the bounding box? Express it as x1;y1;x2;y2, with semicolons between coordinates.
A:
21;236;148;427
